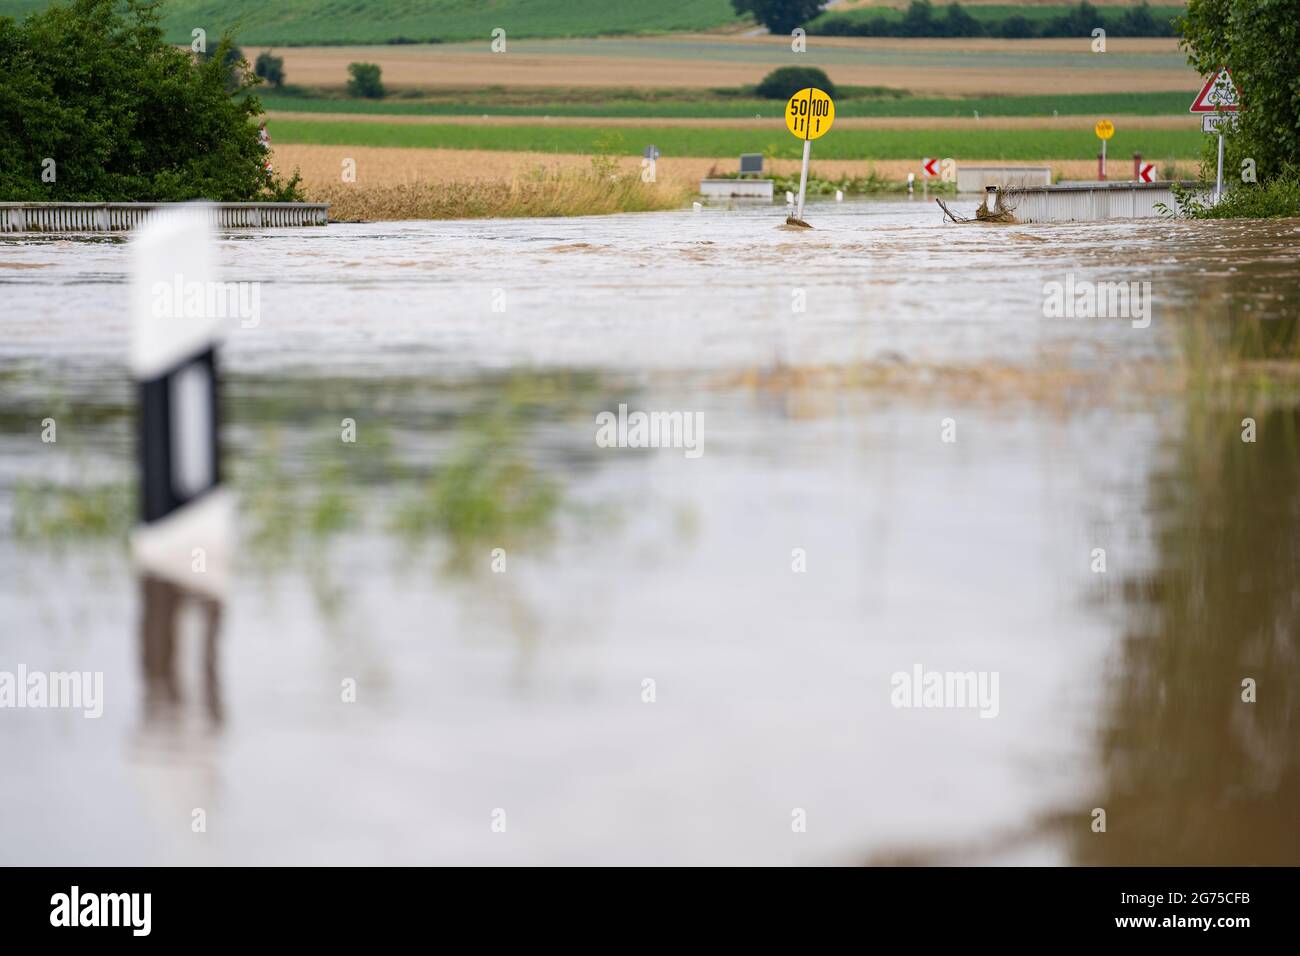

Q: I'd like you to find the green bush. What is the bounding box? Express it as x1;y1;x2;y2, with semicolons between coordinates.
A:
1171;166;1300;219
255;50;286;88
346;62;385;99
0;0;302;202
755;66;836;101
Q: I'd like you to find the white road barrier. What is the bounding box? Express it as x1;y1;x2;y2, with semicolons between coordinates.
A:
129;205;232;597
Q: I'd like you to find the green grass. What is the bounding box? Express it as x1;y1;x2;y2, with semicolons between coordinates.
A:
262;89;1196;119
1169;167;1300;219
0;0;741;45
716;167;955;196
271;118;1204;160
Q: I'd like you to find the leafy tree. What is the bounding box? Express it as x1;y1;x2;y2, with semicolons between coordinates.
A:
1177;0;1300;186
1118;3;1164;38
0;0;301;202
900;0;936;36
731;0;827;35
815;14;891;37
1044;1;1100;37
346;61;385;99
997;14;1038;39
755;66;836;100
200;42;247;95
941;2;983;37
255;50;285;88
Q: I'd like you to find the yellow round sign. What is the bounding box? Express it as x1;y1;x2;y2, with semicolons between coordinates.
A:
1095;119;1115;140
785;88;835;140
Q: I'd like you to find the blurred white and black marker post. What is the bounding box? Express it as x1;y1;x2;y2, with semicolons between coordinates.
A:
129;205;232;597
783;87;835;228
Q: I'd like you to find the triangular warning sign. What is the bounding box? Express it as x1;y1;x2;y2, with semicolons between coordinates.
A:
1190;67;1240;113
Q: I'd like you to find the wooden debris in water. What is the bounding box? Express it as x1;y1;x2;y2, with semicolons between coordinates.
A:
936;194;1018;225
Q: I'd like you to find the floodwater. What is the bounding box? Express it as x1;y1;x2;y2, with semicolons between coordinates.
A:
2;199;1298;865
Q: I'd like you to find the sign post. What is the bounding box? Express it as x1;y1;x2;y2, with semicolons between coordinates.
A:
796;138;812;218
921;157;939;200
1216;132;1224;201
1094;119;1114;180
1189;67;1240;204
784;87;835;227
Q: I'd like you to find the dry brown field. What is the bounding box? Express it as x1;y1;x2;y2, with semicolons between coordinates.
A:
274;143;1175;193
246;36;1196;96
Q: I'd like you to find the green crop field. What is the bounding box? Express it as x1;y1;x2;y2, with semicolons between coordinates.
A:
269;118;1204;161
1;0;1188;44
0;0;741;45
261;90;1196;120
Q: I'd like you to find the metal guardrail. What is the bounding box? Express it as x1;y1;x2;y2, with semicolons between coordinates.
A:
699;179;775;201
0;202;329;232
990;181;1207;223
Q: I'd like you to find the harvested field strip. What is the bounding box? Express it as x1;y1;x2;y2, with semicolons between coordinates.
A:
272;145;1200;191
252;35;1189;65
270;119;1204;161
245;38;1196;95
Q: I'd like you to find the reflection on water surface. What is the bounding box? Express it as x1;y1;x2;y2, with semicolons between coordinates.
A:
2;204;1298;864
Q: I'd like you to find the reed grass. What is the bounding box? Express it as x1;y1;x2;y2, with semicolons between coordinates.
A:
309;164;692;220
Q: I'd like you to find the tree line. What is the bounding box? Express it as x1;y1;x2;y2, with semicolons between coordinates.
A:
815;1;1176;39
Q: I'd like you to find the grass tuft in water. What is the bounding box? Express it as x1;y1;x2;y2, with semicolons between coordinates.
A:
11;481;134;543
393;415;559;560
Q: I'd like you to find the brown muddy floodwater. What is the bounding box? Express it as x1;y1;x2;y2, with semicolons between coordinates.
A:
1;199;1298;865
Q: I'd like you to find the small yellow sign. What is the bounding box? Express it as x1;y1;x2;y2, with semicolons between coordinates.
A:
1095;119;1115;140
785;88;835;140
